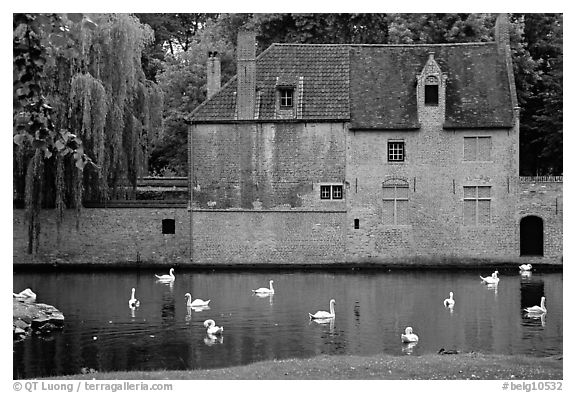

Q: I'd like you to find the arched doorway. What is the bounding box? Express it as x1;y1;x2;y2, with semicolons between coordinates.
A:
520;216;544;256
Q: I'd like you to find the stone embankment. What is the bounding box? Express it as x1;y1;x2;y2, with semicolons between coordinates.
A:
13;298;64;340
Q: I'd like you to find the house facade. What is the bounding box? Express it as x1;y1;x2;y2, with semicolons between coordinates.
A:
187;15;562;266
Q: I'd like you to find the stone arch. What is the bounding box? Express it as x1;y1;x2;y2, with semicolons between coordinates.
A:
520;215;544;256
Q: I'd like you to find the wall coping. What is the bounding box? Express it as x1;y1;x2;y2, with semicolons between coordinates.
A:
519;176;563;183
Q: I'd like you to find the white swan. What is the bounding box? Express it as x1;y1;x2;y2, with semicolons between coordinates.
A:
13;288;37;301
309;299;335;319
128;288;140;308
203;319;223;335
444;291;455;307
480;271;499;285
155;268;175;282
524;296;547;314
185;293;210;307
519;264;533;271
252;280;275;295
401;326;419;343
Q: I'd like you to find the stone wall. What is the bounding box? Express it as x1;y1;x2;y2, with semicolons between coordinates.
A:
13;207;190;265
518;178;563;262
346;118;520;263
191;210;346;264
190;122;347;210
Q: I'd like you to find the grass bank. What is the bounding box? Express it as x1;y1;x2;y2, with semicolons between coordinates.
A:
53;353;562;380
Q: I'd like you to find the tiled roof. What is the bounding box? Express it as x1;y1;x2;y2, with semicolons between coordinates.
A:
191;42;515;129
349;43;515;129
191;44;350;121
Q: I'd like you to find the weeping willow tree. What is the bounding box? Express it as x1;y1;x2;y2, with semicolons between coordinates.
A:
13;13;164;255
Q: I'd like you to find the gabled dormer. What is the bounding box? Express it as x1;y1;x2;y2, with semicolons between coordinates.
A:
416;52;447;125
274;76;304;120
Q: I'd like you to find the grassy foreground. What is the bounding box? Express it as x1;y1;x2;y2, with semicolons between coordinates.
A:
54;353;562;380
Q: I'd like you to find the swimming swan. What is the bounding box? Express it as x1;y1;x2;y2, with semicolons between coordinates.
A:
252;280;275;295
13;288;37;301
128;288;140;308
401;327;419;343
185;293;210;307
480;271;499;285
309;299;335;319
155;268;175;281
444;291;455;307
203;319;223;334
524;296;547;314
519;264;533;271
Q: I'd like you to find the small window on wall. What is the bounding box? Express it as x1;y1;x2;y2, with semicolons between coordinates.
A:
320;184;344;200
424;76;439;106
279;88;293;108
162;219;176;234
464;136;492;161
388;141;405;162
463;186;491;226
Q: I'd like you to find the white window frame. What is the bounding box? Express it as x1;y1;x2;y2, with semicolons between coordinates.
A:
320;184;344;200
388;140;405;162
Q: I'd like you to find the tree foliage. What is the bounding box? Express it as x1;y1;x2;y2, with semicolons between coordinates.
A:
13;13;163;254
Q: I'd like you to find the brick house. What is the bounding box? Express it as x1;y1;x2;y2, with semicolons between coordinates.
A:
188;15;562;265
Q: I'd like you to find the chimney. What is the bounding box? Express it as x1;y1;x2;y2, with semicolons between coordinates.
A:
495;13;510;54
236;31;256;120
206;51;221;99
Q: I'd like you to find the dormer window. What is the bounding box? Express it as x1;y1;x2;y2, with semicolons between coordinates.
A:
416;53;447;124
279;88;293;108
424;76;439;106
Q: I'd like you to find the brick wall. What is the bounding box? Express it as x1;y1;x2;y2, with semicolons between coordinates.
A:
191;210;346;264
190;122;347;210
13;207;190;265
346;111;521;263
518;179;563;261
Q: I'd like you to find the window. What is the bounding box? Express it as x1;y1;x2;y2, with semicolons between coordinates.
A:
463;186;491;226
354;219;360;229
464;136;492;161
320;184;344;200
388;141;405;162
382;180;409;225
279;88;293;108
424;76;439;106
162;219;176;234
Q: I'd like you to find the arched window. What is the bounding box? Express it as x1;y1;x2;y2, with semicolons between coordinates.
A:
520;216;544;256
382;178;409;225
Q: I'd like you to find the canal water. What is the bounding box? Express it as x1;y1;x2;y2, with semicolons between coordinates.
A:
13;269;562;378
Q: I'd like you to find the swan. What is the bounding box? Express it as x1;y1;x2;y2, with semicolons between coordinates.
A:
13;288;37;301
519;264;533;271
155;268;175;281
309;299;335;319
443;291;455;307
128;288;140;308
401;326;419;343
480;271;499;285
185;293;210;307
203;319;223;335
524;296;547;314
252;280;275;295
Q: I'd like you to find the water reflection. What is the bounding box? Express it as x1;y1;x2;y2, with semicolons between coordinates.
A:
13;269;563;378
254;292;274;305
401;342;417;355
204;333;224;346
